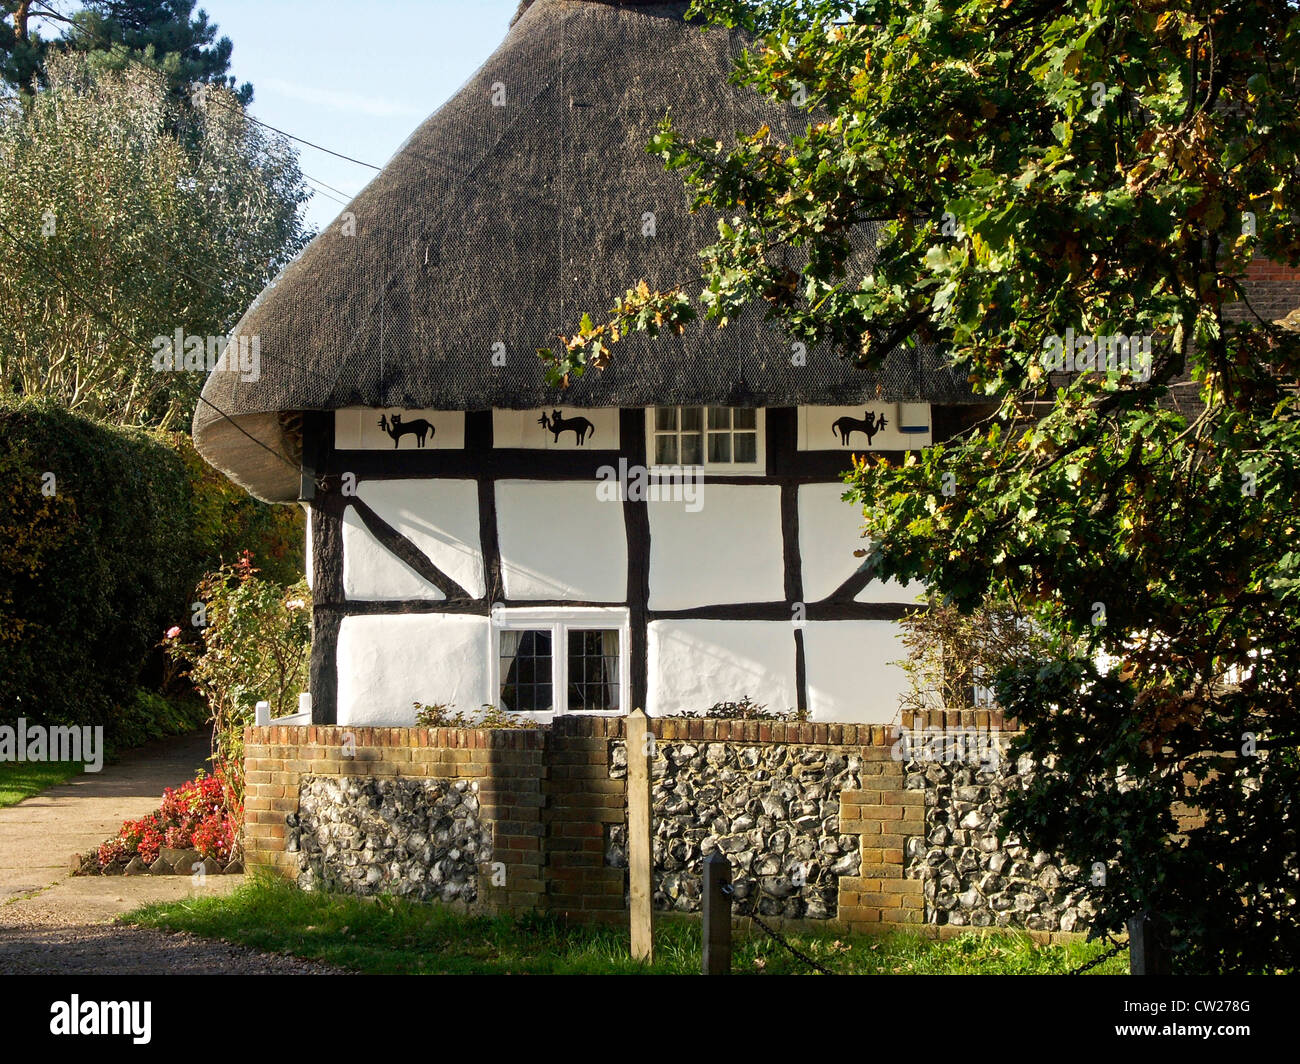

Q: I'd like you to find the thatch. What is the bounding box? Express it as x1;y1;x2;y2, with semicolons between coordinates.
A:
195;0;975;501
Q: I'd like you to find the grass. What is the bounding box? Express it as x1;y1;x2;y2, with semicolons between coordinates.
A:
0;759;83;808
127;875;1129;975
0;690;210;809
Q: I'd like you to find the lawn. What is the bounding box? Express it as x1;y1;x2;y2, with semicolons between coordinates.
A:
0;760;83;808
127;875;1129;975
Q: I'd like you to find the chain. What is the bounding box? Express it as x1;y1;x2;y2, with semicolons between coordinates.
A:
716;885;1125;977
1067;933;1128;975
721;883;839;976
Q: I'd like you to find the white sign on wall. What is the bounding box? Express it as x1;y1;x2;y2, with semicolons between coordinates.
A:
798;403;931;451
492;408;619;449
335;408;466;450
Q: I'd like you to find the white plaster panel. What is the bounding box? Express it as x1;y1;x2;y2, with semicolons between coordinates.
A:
342;507;444;601
797;483;924;604
355;479;485;598
802;620;909;723
496;480;627;600
647;485;784;610
335;408;465;450
493;408;619;449
336;614;490;726
646;621;798;716
799;403;931;451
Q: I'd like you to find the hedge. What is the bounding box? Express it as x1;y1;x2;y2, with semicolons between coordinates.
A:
0;397;204;737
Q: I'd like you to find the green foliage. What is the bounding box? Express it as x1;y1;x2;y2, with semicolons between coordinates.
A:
2;0;251;100
65;1;254;104
108;687;208;751
0;50;310;428
894;597;1057;715
0;2;47;93
412;702;535;729
173;432;304;585
999;659;1299;975
674;695;808;721
0;396;202;737
167;554;310;789
129;874;1129;975
559;0;1300;971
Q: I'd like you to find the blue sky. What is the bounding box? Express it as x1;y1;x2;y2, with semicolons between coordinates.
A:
201;0;521;231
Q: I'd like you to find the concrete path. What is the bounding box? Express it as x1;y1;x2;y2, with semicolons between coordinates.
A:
0;728;213;902
0;729;338;974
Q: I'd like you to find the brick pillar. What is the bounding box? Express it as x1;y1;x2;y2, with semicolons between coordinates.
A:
478;730;546;913
542;717;627;919
835;738;925;932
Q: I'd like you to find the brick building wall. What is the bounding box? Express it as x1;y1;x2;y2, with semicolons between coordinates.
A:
1235;255;1300;323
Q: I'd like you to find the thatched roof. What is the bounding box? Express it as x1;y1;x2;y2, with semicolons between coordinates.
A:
194;0;975;501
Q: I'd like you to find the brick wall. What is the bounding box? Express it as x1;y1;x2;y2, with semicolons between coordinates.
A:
543;721;626;917
1236;255;1300;323
242;710;1069;939
835;751;925;931
243;725;546;912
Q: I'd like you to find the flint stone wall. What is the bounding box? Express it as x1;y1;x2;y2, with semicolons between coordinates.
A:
243;716;1090;942
289;775;491;904
906;751;1095;932
607;740;863;919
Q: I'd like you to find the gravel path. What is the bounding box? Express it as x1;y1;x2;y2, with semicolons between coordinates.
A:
0;730;341;975
0;909;339;974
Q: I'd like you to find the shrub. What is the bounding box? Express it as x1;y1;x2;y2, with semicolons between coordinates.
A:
108;689;210;752
893;598;1056;714
172;432;305;586
665;696;807;721
0;397;202;739
166;553;310;793
413;702;534;729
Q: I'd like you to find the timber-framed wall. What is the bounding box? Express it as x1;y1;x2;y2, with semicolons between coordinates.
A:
304;405;987;728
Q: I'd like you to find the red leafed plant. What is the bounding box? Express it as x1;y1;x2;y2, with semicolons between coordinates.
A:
97;769;242;869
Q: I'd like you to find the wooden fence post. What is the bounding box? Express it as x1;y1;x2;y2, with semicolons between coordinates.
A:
702;851;732;975
1127;910;1168;974
627;707;653;963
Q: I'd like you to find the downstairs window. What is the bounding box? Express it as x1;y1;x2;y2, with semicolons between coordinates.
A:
494;609;628;715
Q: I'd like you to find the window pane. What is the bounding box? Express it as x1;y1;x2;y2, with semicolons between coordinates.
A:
707;432;731;463
500;629;551;712
707;406;730;430
734;432;758;464
680;406;703;431
733;408;757;429
680;433;703;465
654;434;678;465
654;406;677;431
568;629;619;711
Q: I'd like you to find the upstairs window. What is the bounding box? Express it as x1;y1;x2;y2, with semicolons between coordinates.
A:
649;407;762;472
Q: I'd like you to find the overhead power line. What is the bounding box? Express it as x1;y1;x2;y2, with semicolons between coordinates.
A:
28;1;384;171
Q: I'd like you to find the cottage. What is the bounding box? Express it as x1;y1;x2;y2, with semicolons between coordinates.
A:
194;0;987;727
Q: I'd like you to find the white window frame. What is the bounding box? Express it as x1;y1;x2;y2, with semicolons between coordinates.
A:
646;406;765;475
488;606;630;720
